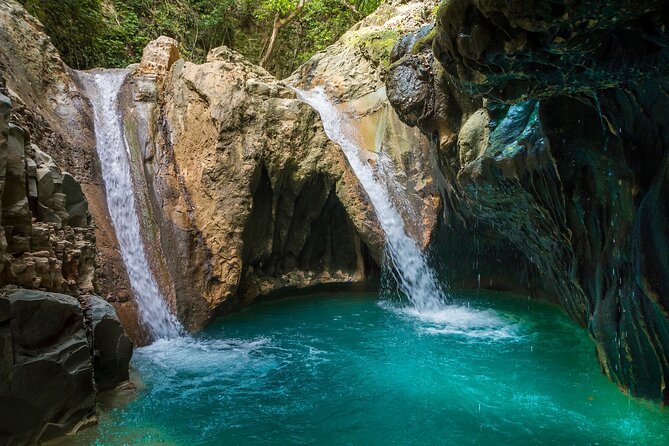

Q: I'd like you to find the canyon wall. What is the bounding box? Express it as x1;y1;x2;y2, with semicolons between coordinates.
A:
387;0;669;402
116;0;446;330
0;2;133;444
0;0;140;334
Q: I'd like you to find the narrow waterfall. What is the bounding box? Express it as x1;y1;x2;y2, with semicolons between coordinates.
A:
295;87;448;313
79;70;182;340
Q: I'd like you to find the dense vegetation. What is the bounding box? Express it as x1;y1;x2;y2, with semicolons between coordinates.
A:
20;0;381;77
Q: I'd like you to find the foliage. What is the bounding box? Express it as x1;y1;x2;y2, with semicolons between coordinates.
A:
19;0;382;76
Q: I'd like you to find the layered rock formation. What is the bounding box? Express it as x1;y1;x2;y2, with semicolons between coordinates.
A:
0;0;137;330
387;0;669;402
0;290;94;445
0;87;95;294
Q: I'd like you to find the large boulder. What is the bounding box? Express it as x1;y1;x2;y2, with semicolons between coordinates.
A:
117;38;386;330
0;290;95;445
88;295;133;392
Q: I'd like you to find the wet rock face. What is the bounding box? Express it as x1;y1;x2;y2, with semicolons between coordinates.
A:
433;0;669;101
387;11;669;402
88;296;133;392
289;0;443;249
0;290;95;445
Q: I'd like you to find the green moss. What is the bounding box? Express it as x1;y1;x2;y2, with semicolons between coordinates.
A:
435;0;453;21
411;27;437;55
350;29;401;68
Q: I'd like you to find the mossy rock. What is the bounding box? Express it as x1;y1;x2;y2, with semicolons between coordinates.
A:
350;29;402;69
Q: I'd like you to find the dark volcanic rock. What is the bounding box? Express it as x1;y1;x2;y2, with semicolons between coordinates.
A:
88;295;133;391
387;12;669;403
0;290;95;445
433;0;669;101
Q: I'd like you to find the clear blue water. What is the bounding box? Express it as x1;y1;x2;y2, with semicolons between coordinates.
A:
75;291;669;445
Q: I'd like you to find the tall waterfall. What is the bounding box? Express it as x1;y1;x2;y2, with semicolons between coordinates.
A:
295;88;448;312
79;70;182;340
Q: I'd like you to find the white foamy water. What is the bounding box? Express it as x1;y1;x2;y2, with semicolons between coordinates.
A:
295;87;448;313
79;70;182;340
379;301;520;340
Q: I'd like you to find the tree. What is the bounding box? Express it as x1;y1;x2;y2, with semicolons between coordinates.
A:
21;0;382;73
258;0;306;68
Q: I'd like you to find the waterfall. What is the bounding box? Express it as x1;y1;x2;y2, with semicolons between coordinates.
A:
295;87;448;313
79;69;183;340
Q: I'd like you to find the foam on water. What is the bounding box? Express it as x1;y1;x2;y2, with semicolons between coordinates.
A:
379;300;520;340
72;294;669;446
78;70;182;340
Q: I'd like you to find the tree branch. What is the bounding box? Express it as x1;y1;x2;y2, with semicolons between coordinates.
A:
260;0;307;68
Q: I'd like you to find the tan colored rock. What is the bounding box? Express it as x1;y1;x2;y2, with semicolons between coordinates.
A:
138;36;180;77
289;0;442;249
121;41;384;329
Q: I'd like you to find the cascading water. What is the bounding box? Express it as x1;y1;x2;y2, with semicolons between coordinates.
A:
79;70;182;340
295;87;448;313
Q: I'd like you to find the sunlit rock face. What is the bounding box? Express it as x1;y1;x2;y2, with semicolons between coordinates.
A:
387;2;669;402
290;0;443;249
120;40;384;330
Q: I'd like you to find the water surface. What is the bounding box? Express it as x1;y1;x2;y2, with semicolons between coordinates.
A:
76;292;669;445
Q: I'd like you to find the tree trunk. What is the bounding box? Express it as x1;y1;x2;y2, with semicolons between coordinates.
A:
259;0;306;68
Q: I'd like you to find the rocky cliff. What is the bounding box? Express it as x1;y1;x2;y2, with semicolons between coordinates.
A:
0;0;139;333
118;40;384;330
0;2;133;444
387;0;669;402
112;0;448;330
290;0;443;249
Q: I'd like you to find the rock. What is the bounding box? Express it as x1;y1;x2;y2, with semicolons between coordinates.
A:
0;289;95;445
120;44;384;330
0;88;96;297
432;0;669;101
3;124;30;231
62;172;88;227
88;296;133;392
289;0;443;249
0;0;134;314
137;36;180;79
387;5;669;403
